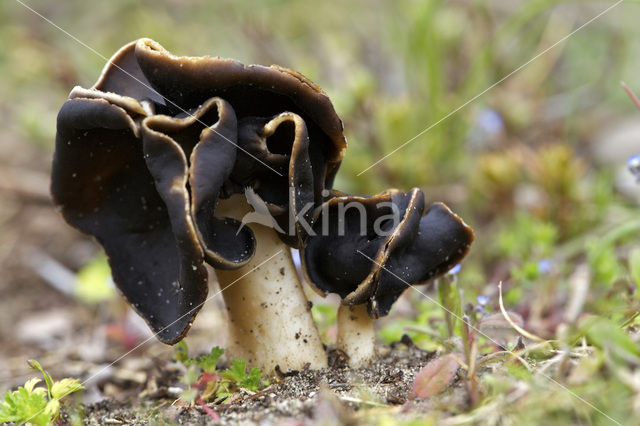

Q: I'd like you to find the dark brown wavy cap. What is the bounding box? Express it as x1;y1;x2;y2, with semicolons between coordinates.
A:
52;96;196;343
301;188;474;318
97;38;344;240
132;38;346;189
53;76;253;343
87;38;346;193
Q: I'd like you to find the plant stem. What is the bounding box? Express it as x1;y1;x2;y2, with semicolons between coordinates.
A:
215;196;327;374
336;304;377;367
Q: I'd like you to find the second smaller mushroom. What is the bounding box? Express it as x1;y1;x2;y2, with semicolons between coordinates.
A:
302;188;474;366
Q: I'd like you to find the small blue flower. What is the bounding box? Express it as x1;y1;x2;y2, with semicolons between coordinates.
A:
628;155;640;182
448;264;462;275
476;295;489;306
537;259;552;274
467;108;504;150
477;109;504;135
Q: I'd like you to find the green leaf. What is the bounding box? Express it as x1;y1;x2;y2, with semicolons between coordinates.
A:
182;365;200;387
3;361;85;425
581;316;640;365
174;343;224;373
180;388;197;403
0;381;52;426
44;399;60;418
195;347;224;373
222;359;247;384
50;378;84;400
629;248;640;288
23;378;42;393
219;360;262;392
242;368;262;392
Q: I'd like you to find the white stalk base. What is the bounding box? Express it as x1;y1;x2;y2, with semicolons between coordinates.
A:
215;197;327;373
336;304;377;367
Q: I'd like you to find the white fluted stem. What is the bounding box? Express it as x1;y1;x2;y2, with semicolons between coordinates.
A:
215;196;327;374
336;304;377;367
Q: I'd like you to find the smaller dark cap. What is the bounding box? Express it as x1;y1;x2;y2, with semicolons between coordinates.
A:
302;188;474;317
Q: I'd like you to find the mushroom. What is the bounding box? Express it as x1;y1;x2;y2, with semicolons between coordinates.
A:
51;38;347;372
301;188;474;366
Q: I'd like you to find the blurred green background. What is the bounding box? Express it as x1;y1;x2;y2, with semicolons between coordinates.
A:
3;0;640;423
3;0;640;293
2;0;639;191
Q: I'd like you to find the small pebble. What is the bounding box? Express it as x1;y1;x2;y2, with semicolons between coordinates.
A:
167;386;184;397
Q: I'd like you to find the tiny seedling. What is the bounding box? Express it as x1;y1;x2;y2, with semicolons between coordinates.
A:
221;359;262;393
0;360;84;426
174;341;224;373
437;271;462;338
173;342;266;419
